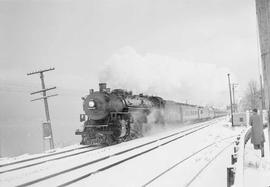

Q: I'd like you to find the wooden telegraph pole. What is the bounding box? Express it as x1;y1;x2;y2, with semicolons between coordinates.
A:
231;83;238;113
227;74;234;126
255;0;270;155
27;68;58;150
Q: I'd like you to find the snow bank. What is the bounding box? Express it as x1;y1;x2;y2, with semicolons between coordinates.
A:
244;129;270;187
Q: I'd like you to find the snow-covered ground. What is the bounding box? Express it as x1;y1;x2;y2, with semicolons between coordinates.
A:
73;119;242;187
0;118;246;187
244;129;270;187
0;144;85;165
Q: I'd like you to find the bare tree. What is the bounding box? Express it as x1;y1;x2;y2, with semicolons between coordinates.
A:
249;80;259;109
239;80;261;111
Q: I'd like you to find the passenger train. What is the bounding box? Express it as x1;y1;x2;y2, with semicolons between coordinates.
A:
75;83;227;145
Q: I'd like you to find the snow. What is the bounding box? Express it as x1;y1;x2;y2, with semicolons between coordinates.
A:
68;119;243;187
3;118;264;187
0;144;84;165
0;120;216;186
244;128;270;187
188;143;234;187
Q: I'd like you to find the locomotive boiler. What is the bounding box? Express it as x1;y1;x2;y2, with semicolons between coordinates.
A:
75;83;165;145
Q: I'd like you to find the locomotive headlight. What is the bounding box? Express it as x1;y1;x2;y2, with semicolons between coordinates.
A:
88;100;95;108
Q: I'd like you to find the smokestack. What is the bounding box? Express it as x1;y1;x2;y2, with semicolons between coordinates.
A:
99;83;107;92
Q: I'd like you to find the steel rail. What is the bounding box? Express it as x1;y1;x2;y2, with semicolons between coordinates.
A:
142;136;236;186
56;125;212;187
1;119;219;169
17;122;215;187
1;119;218;174
0;145;97;168
0;147;102;174
185;141;234;186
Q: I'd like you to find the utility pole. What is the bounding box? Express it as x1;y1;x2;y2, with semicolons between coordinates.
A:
227;74;234;126
27;68;58;150
255;0;270;158
231;83;238;113
232;84;235;112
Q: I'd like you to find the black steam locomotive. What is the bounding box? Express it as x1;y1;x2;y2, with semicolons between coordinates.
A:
75;83;165;145
75;83;227;145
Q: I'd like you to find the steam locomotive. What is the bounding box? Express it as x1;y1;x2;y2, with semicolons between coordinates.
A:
75;83;226;145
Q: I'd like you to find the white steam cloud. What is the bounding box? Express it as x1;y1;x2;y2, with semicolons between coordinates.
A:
100;47;233;108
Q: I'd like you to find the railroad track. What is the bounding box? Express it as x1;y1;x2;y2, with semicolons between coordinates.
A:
0;145;97;168
0;119;218;176
142;136;235;187
185;141;233;187
0;146;103;174
3;120;219;187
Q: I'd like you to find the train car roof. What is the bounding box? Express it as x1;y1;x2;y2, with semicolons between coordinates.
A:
165;100;198;107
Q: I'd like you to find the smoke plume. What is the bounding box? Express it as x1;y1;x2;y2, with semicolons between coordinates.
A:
100;47;233;108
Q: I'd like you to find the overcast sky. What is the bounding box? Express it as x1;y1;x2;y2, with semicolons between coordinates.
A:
0;0;260;106
0;0;262;156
